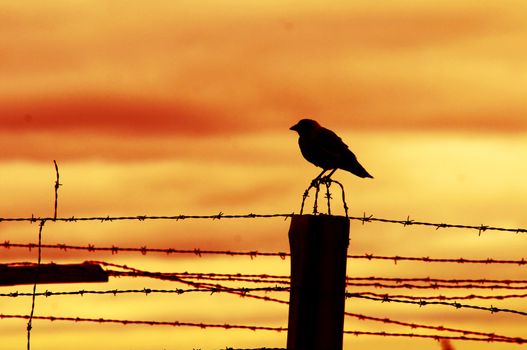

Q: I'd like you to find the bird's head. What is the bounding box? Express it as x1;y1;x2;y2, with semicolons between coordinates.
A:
289;119;320;135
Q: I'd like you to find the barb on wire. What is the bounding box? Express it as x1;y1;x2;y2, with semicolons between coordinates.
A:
299;177;348;217
347;293;527;317
324;179;332;215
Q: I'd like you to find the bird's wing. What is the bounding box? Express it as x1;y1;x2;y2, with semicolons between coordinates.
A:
316;127;351;155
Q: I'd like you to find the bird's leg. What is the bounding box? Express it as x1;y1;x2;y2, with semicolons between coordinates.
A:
321;169;337;183
311;169;328;188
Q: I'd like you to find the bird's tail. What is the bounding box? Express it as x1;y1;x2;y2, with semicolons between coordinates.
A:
344;162;373;178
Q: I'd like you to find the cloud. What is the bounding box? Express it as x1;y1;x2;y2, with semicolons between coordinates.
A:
1;2;526;135
0;94;240;136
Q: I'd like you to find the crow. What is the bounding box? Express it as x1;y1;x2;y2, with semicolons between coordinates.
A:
290;119;373;183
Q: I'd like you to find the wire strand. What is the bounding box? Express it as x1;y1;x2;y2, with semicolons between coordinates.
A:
0;212;526;235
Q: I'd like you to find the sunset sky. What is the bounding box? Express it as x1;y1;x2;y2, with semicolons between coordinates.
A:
1;1;527;349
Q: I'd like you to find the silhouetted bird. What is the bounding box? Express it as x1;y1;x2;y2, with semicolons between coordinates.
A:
290;119;373;182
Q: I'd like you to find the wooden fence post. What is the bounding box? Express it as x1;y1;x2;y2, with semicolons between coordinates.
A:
287;214;350;350
0;263;109;286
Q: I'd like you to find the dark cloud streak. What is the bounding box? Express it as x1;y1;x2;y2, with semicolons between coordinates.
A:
0;94;240;136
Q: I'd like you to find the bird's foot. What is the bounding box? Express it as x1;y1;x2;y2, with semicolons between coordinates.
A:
319;175;333;185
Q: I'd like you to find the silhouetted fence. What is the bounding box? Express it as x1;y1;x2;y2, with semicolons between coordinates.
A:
1;161;527;350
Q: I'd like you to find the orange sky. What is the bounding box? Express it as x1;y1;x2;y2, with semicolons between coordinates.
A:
1;1;527;349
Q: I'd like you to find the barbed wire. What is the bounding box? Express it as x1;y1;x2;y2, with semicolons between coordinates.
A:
0;314;287;332
347;293;527;316
0;242;291;259
92;262;527;318
4;284;524;344
12;260;527;294
109;270;527;290
3;242;527;267
0;286;288;298
0;314;524;344
347;276;527;284
351;291;527;301
345;312;525;343
92;263;292;305
103;266;527;289
115;270;525;292
345;282;527;290
349;254;527;265
3;272;526;345
0;213;292;223
1;212;526;235
6;162;527;349
342;331;526;344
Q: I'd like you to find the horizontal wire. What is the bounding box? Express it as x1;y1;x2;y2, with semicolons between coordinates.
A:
347;293;527;316
10;263;527;343
345;282;527;290
107;270;527;290
110;271;527;290
1;286;523;343
0;286;288;298
343;331;526;344
0;314;286;332
352;291;527;301
100;262;527;317
0;212;526;235
0;314;524;344
0;242;289;259
3;242;526;266
0;213;292;223
3;278;523;343
4;283;526;303
349;254;527;265
346;312;524;343
347;276;527;284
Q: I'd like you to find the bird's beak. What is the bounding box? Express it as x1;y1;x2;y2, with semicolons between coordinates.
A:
289;124;298;131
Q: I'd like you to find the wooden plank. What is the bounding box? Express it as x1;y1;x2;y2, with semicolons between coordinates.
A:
0;263;109;286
